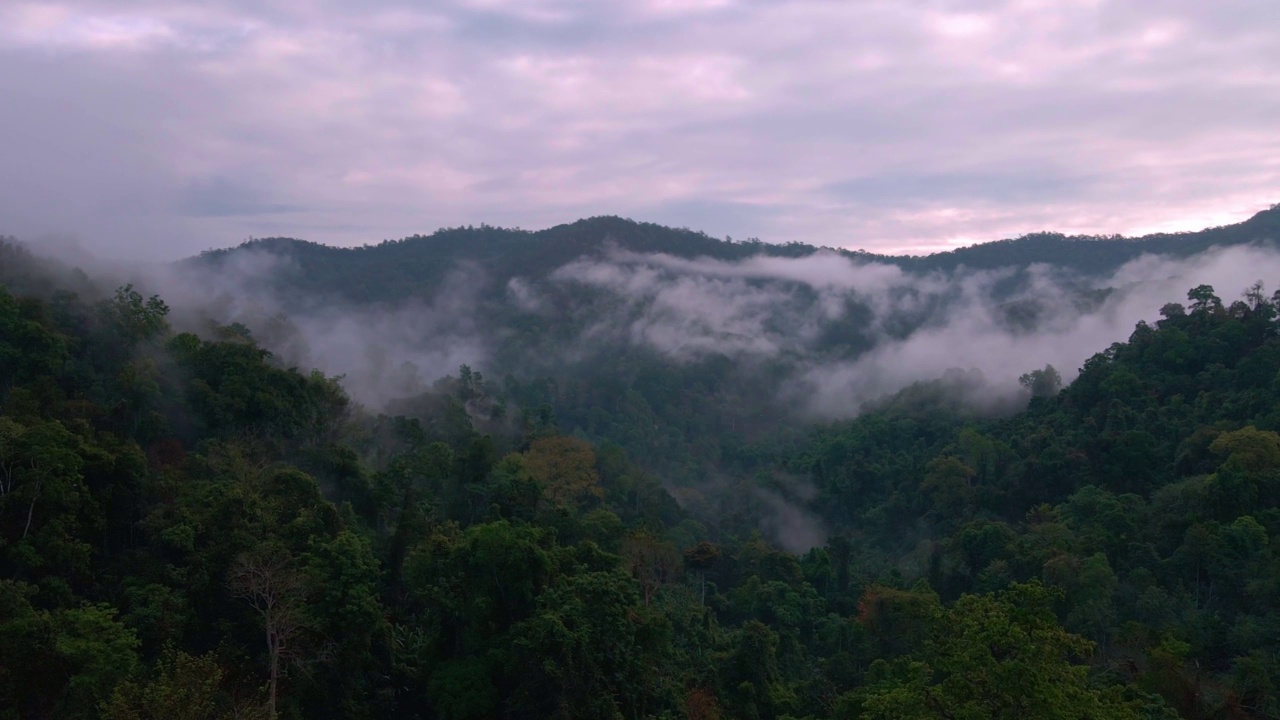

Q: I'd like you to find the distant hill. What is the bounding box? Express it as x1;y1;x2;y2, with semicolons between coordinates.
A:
907;204;1280;273
157;203;1280;491
15;209;1280;720
185;205;1280;304
185;216;818;305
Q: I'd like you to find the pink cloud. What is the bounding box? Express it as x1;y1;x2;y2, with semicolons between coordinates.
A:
0;0;1276;258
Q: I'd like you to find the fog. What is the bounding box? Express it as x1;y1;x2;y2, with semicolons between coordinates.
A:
144;251;494;409
9;228;1280;552
22;230;1280;423
547;243;1280;416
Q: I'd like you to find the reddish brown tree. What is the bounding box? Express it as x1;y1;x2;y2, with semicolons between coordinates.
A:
622;530;681;605
523;436;603;510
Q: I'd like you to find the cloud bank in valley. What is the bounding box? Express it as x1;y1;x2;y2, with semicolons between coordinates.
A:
146;250;492;409
545;243;1280;416
116;231;1280;429
120;235;1280;420
69;234;1280;553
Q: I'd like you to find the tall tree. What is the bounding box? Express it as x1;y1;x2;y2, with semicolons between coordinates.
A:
229;546;308;718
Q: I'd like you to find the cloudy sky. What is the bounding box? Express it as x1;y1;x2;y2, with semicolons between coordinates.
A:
2;0;1277;259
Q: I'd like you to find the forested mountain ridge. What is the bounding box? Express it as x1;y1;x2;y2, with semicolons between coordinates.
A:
158;205;1280;502
186;205;1280;305
7;224;1280;717
908;203;1280;274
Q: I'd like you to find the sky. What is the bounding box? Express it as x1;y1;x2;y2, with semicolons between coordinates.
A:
1;0;1277;260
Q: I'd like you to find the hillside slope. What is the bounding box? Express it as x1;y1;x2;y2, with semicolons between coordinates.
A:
9;237;1280;717
186;205;1280;305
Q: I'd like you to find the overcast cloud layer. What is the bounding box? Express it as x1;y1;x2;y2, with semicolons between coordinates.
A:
2;0;1278;259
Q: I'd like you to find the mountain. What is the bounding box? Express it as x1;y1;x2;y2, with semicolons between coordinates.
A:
185;216;818;306
185;204;1280;305
162;207;1280;492
905;203;1280;273
8;231;1280;718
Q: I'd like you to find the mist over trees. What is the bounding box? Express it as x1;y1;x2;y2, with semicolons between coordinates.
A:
4;207;1280;718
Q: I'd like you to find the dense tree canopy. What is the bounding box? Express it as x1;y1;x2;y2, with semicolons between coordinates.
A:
6;229;1280;719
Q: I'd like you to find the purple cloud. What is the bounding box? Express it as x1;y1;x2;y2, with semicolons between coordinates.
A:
1;0;1276;259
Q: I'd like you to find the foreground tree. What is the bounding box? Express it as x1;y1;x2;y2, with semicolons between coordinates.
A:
102;651;271;720
229;546;308;718
854;583;1169;719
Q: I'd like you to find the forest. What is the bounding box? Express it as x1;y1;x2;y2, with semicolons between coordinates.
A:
4;212;1280;719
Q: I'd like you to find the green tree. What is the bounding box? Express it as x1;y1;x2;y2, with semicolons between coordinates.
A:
55;603;142;720
1019;364;1063;398
102;651;268;720
0;418;91;579
104;284;170;347
858;583;1165;719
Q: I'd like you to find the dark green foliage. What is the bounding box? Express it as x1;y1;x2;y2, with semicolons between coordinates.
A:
13;226;1280;720
187;208;1280;305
